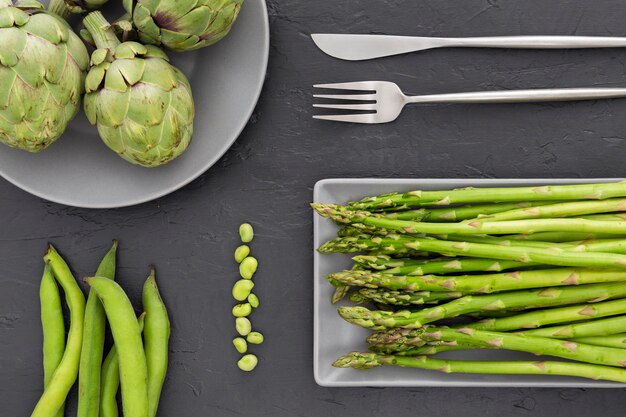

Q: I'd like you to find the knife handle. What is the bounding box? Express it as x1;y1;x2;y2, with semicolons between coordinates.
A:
443;36;626;49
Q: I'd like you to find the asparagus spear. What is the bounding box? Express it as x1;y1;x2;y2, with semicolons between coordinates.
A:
333;352;626;383
472;198;626;222
366;327;626;368
520;315;626;339
319;235;626;269
337;282;626;330
313;203;626;236
505;232;617;242
467;299;626;331
579;213;626;221
351;288;462;306
329;268;626;294
571;334;626;349
346;181;626;211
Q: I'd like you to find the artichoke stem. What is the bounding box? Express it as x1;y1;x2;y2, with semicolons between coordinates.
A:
83;11;121;50
48;0;71;19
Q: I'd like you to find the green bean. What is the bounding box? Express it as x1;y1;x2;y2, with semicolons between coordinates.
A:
239;257;258;279
32;245;86;417
248;293;259;308
142;270;170;417
236;317;252;336
39;265;66;417
86;277;148;417
239;223;254;243
100;313;146;417
232;279;254;301
78;241;118;417
232;303;252;317
234;245;250;263
233;337;248;353
246;331;264;345
237;354;258;371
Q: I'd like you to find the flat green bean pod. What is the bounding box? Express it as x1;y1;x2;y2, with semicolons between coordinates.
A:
39;264;66;417
78;241;118;417
86;277;148;417
142;269;170;417
32;245;86;417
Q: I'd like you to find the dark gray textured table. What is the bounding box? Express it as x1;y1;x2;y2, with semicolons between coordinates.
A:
3;0;626;416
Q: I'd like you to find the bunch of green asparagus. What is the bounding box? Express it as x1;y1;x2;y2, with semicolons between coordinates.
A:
313;181;626;383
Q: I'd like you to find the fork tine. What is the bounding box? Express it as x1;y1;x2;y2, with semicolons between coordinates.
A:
312;113;378;124
313;82;376;91
313;103;377;111
313;94;375;101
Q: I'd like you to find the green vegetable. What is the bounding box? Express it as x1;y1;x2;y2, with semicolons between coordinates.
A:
0;0;88;152
78;241;118;417
327;268;626;294
467;299;626;332
235;317;252;336
32;246;86;417
142;270;170;417
337;282;626;330
232;279;254;301
239;223;254;243
232;303;252;317
122;0;243;51
319;234;626;269
234;245;250;263
346;181;626;211
333;352;626;383
239;257;258;279
237;354;258;372
351;288;462;306
233;337;248;354
368;327;626;367
39;265;66;417
571;334;626;349
246;331;264;345
100;313;146;417
313;203;626;236
520;315;626;339
86;277;148;417
82;11;194;167
247;293;259;308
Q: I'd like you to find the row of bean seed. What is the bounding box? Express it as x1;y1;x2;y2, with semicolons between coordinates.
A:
232;223;263;371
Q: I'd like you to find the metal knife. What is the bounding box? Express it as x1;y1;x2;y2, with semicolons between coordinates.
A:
311;33;626;61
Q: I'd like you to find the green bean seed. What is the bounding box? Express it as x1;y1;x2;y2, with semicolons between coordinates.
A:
232;303;252;317
39;265;66;417
86;277;148;417
32;245;87;417
233;279;254;301
234;245;250;263
239;257;258;279
100;314;145;417
239;223;254;243
233;337;248;354
237;354;258;372
142;270;170;417
78;241;117;417
246;332;264;345
235;317;252;336
247;293;259;308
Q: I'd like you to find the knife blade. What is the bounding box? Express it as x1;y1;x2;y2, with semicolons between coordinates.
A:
311;33;626;61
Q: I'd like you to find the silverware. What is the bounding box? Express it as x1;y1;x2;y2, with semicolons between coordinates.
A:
311;34;626;61
313;81;626;124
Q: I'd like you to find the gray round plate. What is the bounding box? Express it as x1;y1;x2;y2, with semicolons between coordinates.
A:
0;0;269;208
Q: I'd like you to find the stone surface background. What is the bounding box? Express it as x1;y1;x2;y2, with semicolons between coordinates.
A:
3;0;626;415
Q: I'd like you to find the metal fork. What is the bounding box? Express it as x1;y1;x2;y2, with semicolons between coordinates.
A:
313;81;626;124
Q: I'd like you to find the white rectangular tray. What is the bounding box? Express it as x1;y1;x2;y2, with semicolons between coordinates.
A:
313;178;625;387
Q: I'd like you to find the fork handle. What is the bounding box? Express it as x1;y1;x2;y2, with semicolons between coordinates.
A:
440;36;626;49
406;88;626;104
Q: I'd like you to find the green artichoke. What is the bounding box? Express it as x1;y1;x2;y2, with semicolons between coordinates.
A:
123;0;243;51
83;11;194;167
0;0;88;152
